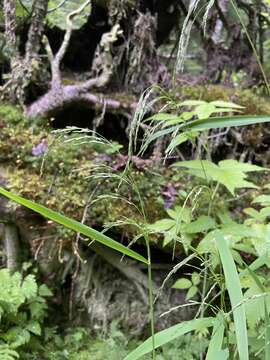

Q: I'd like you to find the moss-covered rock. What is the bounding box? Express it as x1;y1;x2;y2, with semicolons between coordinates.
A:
0;104;172;244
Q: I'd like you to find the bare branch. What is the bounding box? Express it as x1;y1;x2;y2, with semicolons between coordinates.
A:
26;84;137;119
42;35;54;64
47;0;68;13
53;0;92;75
18;0;31;15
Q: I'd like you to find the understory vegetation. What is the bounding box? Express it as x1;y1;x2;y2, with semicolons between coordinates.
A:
1;0;270;359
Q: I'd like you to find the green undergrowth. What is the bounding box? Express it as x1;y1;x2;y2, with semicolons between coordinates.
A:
0;104;166;236
178;86;270;115
24;323;208;360
0;265;208;360
0;101;269;250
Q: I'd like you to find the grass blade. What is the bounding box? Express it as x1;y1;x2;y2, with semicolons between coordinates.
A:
215;231;249;360
240;259;270;360
205;314;225;360
185;115;270;131
124;317;214;360
0;187;148;264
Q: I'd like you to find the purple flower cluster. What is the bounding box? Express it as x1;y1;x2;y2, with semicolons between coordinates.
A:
31;139;48;156
161;183;177;209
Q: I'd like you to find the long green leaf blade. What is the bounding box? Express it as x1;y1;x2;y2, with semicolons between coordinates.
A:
205;315;225;360
0;187;148;264
240;259;270;360
185;115;270;131
124;317;214;360
215;231;249;360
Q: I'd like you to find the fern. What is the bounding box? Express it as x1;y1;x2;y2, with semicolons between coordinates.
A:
0;346;19;360
0;269;52;355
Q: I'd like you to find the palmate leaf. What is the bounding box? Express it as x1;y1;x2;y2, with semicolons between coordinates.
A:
173;159;265;194
0;187;148;264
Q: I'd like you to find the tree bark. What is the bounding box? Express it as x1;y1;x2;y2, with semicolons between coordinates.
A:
3;0;17;59
4;223;20;271
25;0;49;64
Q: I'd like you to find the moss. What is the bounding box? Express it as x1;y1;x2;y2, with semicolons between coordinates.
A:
174;85;270;115
1;88;268;251
0;104;171;247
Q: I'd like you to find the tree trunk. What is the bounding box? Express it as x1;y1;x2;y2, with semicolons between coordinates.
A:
4;223;20;271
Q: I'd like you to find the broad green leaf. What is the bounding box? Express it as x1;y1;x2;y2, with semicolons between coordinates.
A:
252;195;270;206
166;206;191;222
0;187;148;264
163;112;194;127
146;113;179;122
21;275;38;300
183;215;216;234
192;272;200;286
178;100;206;107
123;317;215;360
186;285;197;299
163;231;175;246
210;101;244;109
260;207;270;218
244;208;262;221
39;284;53;297
249;224;270;257
184;115;270;131
220;223;255;238
26;321;41;336
5;328;31;348
29;302;47;320
148;219;175;232
173;159;264;194
215;231;249;360
172;278;192;289
195;103;217;119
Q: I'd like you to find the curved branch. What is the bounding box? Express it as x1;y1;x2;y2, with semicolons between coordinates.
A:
18;0;31;15
47;0;68;14
52;0;92;83
26;84;137;119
